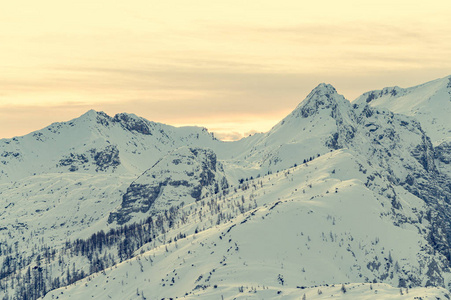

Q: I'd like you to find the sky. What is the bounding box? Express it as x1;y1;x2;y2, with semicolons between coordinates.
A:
1;1;451;141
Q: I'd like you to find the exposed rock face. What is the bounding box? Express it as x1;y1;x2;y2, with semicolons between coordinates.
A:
351;107;451;271
94;111;113;126
354;75;451;144
112;113;153;135
92;145;121;171
109;147;228;225
435;141;451;165
0;151;21;166
294;88;451;209
269;84;451;273
3;77;451;297
363;87;404;104
296;83;343;118
58;145;120;172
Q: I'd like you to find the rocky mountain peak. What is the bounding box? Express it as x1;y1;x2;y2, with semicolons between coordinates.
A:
311;82;337;94
112;112;156;135
78;109;112;126
79;109;101;119
2;75;451;300
289;83;350;119
77;110;156;133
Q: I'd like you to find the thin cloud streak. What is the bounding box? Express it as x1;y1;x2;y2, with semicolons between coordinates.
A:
0;101;282;141
2;68;451;139
1;1;451;139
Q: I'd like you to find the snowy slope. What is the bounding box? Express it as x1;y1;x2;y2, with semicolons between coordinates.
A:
1;75;451;300
0;172;133;252
0;112;222;265
41;150;451;299
222;83;357;178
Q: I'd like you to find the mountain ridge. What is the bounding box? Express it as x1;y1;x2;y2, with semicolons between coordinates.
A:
1;75;451;299
354;74;451;145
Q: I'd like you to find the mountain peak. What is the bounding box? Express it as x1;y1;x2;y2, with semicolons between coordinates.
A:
81;109;98;116
311;82;337;94
289;82;348;119
79;109;108;118
77;109;112;126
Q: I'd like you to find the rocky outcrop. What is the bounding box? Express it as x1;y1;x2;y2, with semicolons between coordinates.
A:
435;141;451;165
108;147;228;225
58;145;120;172
92;145;120;171
113;113;154;135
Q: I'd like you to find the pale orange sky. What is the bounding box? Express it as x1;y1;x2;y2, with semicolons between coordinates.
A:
1;1;451;140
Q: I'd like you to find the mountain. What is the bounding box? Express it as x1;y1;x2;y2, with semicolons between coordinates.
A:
354;75;451;145
231;83;356;174
42;148;450;299
1;75;451;300
0;110;218;182
354;75;451;185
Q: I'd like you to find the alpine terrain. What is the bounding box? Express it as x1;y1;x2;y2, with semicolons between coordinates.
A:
1;75;451;299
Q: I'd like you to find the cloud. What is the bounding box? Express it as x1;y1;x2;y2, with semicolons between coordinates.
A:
212;131;244;141
2;63;450;139
1;4;451;140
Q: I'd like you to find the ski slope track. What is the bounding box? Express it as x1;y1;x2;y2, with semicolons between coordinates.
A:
0;75;451;299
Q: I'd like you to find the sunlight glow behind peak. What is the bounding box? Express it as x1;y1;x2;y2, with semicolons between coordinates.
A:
1;1;450;140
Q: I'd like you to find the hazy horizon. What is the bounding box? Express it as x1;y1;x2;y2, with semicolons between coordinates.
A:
1;0;451;140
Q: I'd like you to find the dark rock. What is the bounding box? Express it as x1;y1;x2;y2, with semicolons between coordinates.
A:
109;147;228;225
113;113;153;135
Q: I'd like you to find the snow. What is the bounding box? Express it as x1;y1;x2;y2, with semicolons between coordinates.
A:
0;75;450;299
41;150;450;299
354;75;451;145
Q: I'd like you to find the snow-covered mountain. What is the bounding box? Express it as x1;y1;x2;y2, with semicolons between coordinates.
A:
354;75;451;145
1;75;451;300
354;74;451;185
40;150;451;299
0;110;218;182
